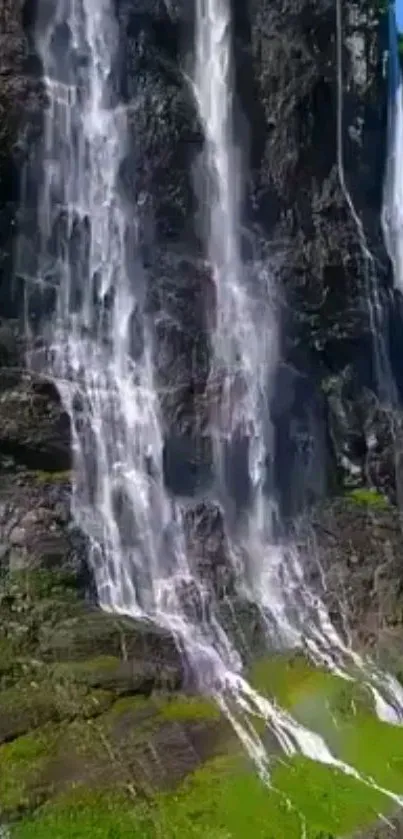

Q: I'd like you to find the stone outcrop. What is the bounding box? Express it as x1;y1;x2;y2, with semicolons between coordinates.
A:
295;493;403;674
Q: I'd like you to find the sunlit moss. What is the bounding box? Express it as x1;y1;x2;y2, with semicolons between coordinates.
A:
158;695;221;723
345;488;389;509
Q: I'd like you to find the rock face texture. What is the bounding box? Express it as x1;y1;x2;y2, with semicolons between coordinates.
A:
0;0;400;512
240;0;401;514
296;493;403;670
0;0;401;658
0;0;401;626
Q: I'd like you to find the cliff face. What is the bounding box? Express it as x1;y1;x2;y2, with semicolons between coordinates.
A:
0;0;397;513
240;0;398;513
0;2;400;597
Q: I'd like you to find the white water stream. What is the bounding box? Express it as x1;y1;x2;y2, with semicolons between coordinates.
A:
14;0;403;806
383;1;403;295
192;0;403;763
192;0;403;700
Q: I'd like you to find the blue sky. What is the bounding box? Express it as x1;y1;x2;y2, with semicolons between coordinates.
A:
398;0;403;30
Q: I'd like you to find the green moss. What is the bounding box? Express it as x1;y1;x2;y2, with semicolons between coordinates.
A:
0;726;60;816
10;789;148;839
0;570;83;649
100;695;162;749
106;695;151;719
52;656;123;687
164;754;392;838
32;470;72;485
344;488;389;509
0;635;17;676
6;656;403;837
158;695;222;724
7;751;395;839
0;684;61;743
0;678;114;745
5;569;80;601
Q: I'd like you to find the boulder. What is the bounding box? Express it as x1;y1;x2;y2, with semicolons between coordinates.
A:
183;499;236;598
0;371;71;471
0;471;82;581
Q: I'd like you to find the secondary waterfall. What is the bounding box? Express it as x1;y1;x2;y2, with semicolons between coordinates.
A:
193;0;277;517
383;0;403;292
13;0;403;799
192;0;307;655
192;0;403;713
192;0;342;657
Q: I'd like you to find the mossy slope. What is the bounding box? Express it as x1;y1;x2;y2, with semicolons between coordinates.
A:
4;652;403;839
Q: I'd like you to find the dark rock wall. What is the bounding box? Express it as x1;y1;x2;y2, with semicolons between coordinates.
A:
0;0;44;319
0;0;400;518
236;0;399;512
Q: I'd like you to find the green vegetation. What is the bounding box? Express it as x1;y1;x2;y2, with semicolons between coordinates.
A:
158;695;221;723
104;695;150;718
32;469;72;485
1;560;403;839
3;568;81;603
6;751;395;839
52;656;126;688
0;726;59;815
3;655;403;838
344;487;389;509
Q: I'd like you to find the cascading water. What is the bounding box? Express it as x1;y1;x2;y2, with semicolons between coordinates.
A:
192;0;309;657
13;0;403;804
27;0;191;626
16;0;362;781
191;0;340;656
192;0;403;718
191;0;351;664
193;0;277;518
383;1;403;293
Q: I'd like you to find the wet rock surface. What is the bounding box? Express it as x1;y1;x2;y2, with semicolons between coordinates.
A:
0;322;71;472
355;816;403;839
0;0;400;510
296;494;403;673
0;472;82;580
0;558;235;823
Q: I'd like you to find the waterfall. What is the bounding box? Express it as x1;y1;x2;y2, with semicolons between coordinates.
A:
191;0;341;657
383;1;403;295
16;0;361;780
27;0;187;623
13;0;403;797
192;0;279;555
192;0;304;648
192;0;403;716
